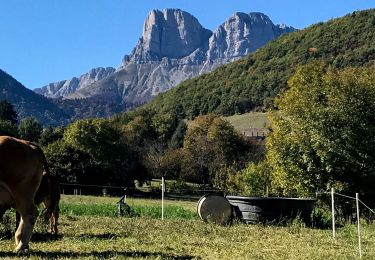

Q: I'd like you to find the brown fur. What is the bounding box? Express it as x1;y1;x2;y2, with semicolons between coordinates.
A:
0;136;47;252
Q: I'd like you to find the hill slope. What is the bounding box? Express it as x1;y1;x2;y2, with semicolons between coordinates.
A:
146;9;375;117
0;69;70;125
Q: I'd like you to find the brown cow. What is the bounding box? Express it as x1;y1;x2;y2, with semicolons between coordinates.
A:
0;136;48;252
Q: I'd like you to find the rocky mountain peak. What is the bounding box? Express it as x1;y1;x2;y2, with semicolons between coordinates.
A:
129;8;212;63
36;9;296;110
34;67;115;98
207;12;294;60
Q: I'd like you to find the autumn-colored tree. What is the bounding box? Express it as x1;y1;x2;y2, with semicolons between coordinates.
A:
266;63;375;199
182;114;255;187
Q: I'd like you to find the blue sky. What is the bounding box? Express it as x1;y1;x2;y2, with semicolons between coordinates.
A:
0;0;374;89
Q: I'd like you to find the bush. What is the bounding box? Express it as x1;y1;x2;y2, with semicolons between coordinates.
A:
311;206;332;229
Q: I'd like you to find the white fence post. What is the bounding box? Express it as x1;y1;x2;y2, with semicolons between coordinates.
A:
161;176;165;220
356;193;362;258
331;188;336;239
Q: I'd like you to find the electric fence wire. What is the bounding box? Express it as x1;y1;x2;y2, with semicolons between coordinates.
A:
316;190;375;215
358;199;375;214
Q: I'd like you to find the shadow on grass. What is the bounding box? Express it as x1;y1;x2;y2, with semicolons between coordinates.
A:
0;231;62;242
0;250;199;259
77;232;119;240
31;232;62;242
0;230;12;240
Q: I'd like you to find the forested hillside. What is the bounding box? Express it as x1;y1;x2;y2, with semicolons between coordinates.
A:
0;69;70;125
147;9;375;118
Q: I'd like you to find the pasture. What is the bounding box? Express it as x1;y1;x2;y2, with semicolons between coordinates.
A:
1;195;375;259
224;112;269;131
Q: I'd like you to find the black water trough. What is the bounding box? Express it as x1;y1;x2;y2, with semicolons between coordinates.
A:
226;196;316;224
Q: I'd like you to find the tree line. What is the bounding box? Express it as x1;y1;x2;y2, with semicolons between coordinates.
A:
1;61;374;208
0;100;263;189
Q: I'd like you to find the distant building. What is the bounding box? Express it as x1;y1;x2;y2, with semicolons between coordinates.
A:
242;128;269;141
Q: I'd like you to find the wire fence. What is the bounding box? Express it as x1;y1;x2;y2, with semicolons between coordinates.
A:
59;183;375;258
60;182;224;201
316;188;375;258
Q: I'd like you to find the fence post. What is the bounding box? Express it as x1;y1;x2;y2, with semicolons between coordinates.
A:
356;193;362;258
331;188;336;239
161;176;165;220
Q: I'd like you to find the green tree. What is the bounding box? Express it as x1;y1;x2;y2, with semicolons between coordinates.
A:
170;120;187;149
18;117;43;142
45;140;91;183
63;118;140;186
0;120;18;137
0;100;18;137
0;100;18;125
39;126;64;147
227;161;272;196
266;63;375;198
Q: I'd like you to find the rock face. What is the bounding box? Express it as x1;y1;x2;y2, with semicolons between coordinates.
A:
130;9;212;62
207;12;293;60
36;9;295;107
34;67;115;98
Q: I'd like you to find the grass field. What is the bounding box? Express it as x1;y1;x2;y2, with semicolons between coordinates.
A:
224;112;269;131
1;195;374;259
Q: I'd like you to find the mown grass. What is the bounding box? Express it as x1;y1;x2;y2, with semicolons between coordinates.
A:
224;112;269;131
1;195;375;259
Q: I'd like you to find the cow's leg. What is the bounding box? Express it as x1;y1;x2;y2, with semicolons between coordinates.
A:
46;208;59;234
48;214;55;234
15;211;21;232
14;203;39;252
51;208;59;234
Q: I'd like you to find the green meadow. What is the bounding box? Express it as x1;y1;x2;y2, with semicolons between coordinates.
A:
0;195;374;259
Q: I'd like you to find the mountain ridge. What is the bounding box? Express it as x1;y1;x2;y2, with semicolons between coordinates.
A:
145;9;375;118
35;9;295;108
0;69;70;125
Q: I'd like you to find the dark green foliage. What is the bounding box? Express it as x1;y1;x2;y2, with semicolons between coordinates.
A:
52;97;127;121
62;118;141;186
0;120;18;137
113;108;182;180
146;9;375;118
38;126;64;147
0;100;19;137
0;100;18;125
170;120;188;149
18;117;43;142
181;114;260;187
45;140;91;183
